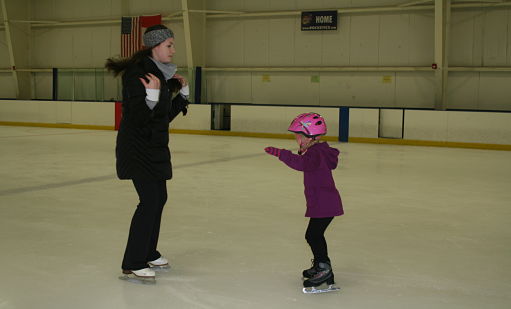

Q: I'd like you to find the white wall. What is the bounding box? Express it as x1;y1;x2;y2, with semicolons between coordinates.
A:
449;9;511;67
0;73;17;98
348;108;378;138
28;0;187;100
347;108;511;145
201;4;511;110
203;7;511;110
205;3;433;67
0;100;114;125
231;106;511;145
0;99;211;130
404;110;511;145
1;100;510;145
71;101;114;126
231;105;339;137
206;71;437;108
0;1;510;111
171;104;211;131
204;11;435;108
379;109;403;139
29;0;187;68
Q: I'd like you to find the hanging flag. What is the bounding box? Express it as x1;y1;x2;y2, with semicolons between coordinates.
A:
140;15;162;46
121;15;162;58
121;16;140;58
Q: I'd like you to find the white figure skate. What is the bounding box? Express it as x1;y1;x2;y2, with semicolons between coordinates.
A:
119;268;156;284
148;256;170;270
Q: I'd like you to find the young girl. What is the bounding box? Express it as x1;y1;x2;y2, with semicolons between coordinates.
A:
106;24;189;283
264;113;344;293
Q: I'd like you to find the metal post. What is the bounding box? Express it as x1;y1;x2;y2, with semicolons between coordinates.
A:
181;0;197;104
1;0;19;98
181;0;194;69
434;0;451;110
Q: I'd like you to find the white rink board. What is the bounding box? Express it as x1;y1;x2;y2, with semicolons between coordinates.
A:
231;105;339;136
404;110;511;144
171;104;211;131
349;108;379;138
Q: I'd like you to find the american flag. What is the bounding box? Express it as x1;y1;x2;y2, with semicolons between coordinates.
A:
121;17;141;58
121;15;162;58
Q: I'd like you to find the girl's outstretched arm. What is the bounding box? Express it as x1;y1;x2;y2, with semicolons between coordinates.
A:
264;147;319;172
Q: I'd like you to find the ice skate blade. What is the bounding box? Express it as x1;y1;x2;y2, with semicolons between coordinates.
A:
149;264;170;273
149;264;170;271
302;284;340;294
118;274;156;285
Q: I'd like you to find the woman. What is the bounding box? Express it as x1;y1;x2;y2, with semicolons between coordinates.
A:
105;24;189;282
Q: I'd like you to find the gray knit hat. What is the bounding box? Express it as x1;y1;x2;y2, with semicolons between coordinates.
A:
143;25;174;48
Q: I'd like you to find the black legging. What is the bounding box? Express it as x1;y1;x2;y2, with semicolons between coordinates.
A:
305;217;334;264
122;179;167;270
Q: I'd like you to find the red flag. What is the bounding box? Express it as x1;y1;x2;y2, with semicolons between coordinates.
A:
140;15;162;47
121;15;161;58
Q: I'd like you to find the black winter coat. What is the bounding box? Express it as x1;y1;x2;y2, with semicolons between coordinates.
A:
116;57;188;180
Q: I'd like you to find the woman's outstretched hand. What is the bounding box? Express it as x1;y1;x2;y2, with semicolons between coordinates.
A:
139;73;160;89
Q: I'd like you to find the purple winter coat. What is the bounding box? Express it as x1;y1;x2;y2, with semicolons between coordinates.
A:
279;142;344;218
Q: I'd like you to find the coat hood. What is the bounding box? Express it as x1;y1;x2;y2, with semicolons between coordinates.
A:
314;142;339;169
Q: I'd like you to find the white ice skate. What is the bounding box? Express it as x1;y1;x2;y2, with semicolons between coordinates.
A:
119;268;156;284
302;284;340;294
148;256;170;270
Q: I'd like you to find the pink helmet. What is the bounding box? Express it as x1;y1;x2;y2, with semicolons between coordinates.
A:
288;113;327;137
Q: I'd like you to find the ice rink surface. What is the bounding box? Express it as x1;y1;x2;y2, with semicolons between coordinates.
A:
0;125;510;309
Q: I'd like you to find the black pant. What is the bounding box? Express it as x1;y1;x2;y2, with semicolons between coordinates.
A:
122;179;167;270
305;217;334;264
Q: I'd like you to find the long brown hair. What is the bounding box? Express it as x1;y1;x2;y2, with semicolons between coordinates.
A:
105;48;152;77
105;49;183;94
